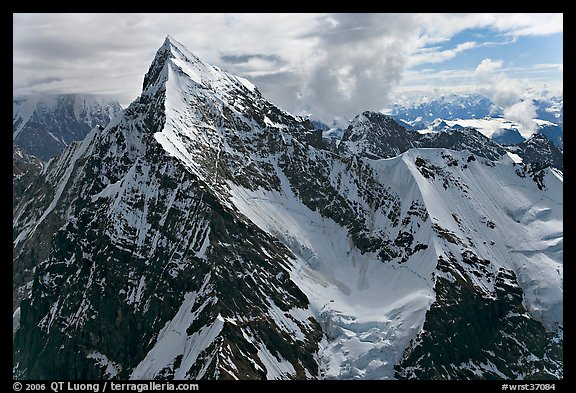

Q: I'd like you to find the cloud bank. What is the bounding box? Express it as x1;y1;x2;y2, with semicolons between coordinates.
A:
13;13;562;123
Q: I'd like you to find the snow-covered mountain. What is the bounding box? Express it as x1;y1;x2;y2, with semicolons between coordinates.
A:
13;36;562;380
490;127;526;146
387;93;563;126
387;94;501;123
429;118;450;131
533;97;563;125
13;146;45;337
337;111;560;172
13;94;123;161
508;134;564;172
536;123;563;150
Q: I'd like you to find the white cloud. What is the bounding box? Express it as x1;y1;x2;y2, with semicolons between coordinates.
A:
473;57;539;132
475;58;523;106
410;13;563;41
475;58;503;79
408;41;478;67
504;101;538;132
484;13;563;36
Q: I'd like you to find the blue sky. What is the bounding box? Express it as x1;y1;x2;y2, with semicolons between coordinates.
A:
13;13;562;123
412;31;561;73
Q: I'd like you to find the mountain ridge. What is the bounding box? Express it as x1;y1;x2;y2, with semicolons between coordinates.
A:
337;111;561;171
13;94;123;161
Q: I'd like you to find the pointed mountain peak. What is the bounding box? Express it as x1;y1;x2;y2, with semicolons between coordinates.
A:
142;36;258;98
160;35;202;63
526;132;551;144
158;35;182;52
345;111;405;137
338;111;416;159
158;35;176;53
355;110;396;123
162;34;177;47
520;133;558;153
142;35;205;92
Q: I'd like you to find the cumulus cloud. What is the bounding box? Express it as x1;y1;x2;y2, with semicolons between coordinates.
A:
475;59;522;108
474;57;538;132
504;101;538;132
475;58;503;79
290;13;419;122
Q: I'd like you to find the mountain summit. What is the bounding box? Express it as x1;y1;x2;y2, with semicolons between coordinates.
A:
13;37;562;380
144;35;257;93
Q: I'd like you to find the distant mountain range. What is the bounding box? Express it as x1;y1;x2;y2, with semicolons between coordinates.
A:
387;93;502;122
13;94;123;161
386;93;562;125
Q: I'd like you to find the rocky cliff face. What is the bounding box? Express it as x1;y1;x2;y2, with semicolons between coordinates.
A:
13;145;44;209
13;36;562;380
509;133;564;171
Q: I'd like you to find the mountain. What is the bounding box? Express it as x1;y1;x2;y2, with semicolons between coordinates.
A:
338;112;562;173
430;118;450;131
506;133;564;172
490;127;526;146
12;146;45;336
337;112;419;159
533;97;563;125
387;94;563;127
13;36;562;380
339;112;522;163
13;35;323;380
387;94;501;124
536;123;563;150
13;94;123;161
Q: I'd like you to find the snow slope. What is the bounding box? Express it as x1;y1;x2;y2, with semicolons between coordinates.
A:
227;147;562;379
